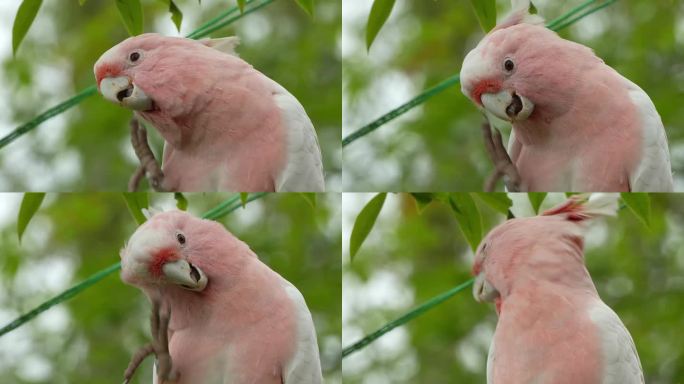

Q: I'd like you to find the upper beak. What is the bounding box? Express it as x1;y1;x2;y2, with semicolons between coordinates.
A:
99;76;153;111
480;90;534;122
473;272;499;303
162;259;208;291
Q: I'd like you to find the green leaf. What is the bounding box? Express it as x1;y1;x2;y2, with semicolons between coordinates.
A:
79;0;87;5
621;193;651;227
174;192;188;211
350;193;387;260
12;0;43;55
448;193;482;252
529;1;538;14
17;192;45;243
122;193;149;225
528;192;547;214
366;0;395;51
473;193;512;215
115;0;143;36
294;0;314;16
468;0;496;32
237;0;245;13
240;193;248;208
410;193;434;213
169;0;182;31
300;193;317;209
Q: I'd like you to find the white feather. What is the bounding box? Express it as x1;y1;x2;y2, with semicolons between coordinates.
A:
619;75;674;191
266;80;325;192
142;207;162;220
486;336;495;384
280;279;323;384
583;193;620;218
201;36;240;56
588;300;644;384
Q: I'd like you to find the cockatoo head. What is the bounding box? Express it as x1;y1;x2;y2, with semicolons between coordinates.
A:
94;33;240;112
460;1;595;123
120;209;245;293
472;194;619;310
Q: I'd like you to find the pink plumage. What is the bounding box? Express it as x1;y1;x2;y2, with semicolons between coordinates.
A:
94;34;325;192
460;1;673;192
120;210;323;383
472;194;644;383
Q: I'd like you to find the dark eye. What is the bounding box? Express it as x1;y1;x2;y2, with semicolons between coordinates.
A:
504;59;515;72
176;233;186;245
129;52;140;62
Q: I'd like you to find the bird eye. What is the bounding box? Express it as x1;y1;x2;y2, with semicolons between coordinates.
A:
504;59;515;72
129;51;141;62
176;233;186;245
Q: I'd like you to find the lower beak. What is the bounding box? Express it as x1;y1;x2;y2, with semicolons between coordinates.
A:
99;76;153;111
162;259;208;291
473;272;499;303
481;90;534;122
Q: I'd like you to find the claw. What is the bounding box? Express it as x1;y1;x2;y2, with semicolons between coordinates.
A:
481;121;522;192
129;118;167;192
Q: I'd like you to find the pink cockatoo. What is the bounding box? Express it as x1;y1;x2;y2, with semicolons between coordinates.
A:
120;209;323;383
472;194;644;383
94;33;325;192
460;1;673;192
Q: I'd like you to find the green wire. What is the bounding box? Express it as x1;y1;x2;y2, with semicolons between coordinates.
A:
0;0;275;151
342;277;475;358
0;193;267;338
341;0;620;147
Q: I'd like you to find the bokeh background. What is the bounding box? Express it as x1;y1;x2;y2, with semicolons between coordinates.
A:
0;192;342;383
343;193;684;383
342;0;684;191
0;0;341;191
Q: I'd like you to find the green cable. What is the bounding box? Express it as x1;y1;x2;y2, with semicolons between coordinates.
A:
0;193;267;338
341;0;619;147
342;277;475;358
0;0;275;151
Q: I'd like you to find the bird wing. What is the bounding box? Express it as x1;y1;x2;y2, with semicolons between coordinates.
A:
589;301;644;384
280;279;323;384
265;79;325;192
620;75;674;191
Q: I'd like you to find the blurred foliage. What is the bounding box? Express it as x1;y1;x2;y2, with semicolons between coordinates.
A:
342;0;684;191
343;193;684;383
0;0;341;191
0;192;341;383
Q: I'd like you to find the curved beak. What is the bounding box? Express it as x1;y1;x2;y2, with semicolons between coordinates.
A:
162;259;208;291
481;90;534;122
99;76;153;111
473;272;499;303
